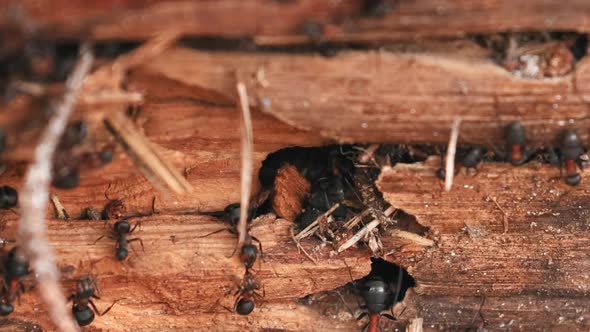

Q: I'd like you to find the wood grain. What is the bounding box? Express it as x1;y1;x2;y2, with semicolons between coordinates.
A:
378;157;590;330
2;1;590;44
138;46;590;147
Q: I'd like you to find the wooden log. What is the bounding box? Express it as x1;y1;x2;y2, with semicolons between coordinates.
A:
3;1;590;44
0;213;372;330
378;157;590;330
137;46;590;147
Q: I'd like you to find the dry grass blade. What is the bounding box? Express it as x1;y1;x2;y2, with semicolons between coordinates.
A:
294;204;340;241
104;111;192;195
388;229;435;247
236;78;254;248
50;194;69;220
445;117;462;192
17;43;94;332
337;219;381;253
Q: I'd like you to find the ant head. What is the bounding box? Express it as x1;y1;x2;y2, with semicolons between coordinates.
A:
77;276;96;298
6;247;29;279
241;244;257;262
359;277;390;314
566;173;582;186
0;302;13;316
116;247;129;261
223;203;241;226
0;186;18;209
114;220;131;234
73;306;95;327
235;299;255;315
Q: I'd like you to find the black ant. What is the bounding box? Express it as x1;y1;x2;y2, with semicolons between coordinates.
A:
505;122;531;165
560;130;584;186
68;275;116;326
95;220;143;261
233;270;264;316
202;203;263;270
0;247;30;316
435;147;483;179
357;276;396;332
0;186;18;209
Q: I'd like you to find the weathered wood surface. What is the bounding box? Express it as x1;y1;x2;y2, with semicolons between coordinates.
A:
0;213;373;331
0;68;329;216
138;46;590;147
378;157;590;331
2;0;590;44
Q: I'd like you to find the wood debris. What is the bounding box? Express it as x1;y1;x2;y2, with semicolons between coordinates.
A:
272;164;310;221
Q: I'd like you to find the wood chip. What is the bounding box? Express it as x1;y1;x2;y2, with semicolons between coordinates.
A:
272;164;310;221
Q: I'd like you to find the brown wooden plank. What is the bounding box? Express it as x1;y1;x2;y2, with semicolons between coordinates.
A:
3;1;590;44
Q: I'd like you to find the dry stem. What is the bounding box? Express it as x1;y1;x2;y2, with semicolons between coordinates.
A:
294;204;340;241
16;43;94;332
445;117;462;192
236;79;254;249
50;194;69;220
104;111;192;195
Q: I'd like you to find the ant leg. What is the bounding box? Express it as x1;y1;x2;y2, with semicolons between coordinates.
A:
129;221;142;234
91;235;106;245
197;228;228;238
128;238;144;252
250;235;264;263
89;299;117;316
382;313;396;321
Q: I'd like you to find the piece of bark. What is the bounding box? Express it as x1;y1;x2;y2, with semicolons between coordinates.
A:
272;164;310;221
3;1;590;44
139;46;590;147
377;157;590;330
0;213;370;330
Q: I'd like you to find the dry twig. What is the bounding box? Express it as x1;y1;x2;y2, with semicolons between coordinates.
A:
235;78;254;250
337;205;397;253
294;204;340;241
50;194;69;220
17;43;94;332
104;111;192;195
445;117;462;192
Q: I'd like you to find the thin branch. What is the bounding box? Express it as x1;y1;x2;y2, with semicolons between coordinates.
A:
50;194;69;220
445;117;462;192
104;111;192;195
236;78;254;248
17;43;94;332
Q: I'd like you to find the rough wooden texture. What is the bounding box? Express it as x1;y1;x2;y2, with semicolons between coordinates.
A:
0;212;374;331
0;67;330;217
137;46;590;147
378;157;590;331
2;1;590;43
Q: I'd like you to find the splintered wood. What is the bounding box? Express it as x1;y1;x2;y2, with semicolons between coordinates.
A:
272;164;310;221
378;157;590;330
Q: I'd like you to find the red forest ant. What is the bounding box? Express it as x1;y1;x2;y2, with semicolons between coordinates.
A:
68;275;116;326
357;277;396;332
560;130;584;186
505;122;532;165
0;247;30;316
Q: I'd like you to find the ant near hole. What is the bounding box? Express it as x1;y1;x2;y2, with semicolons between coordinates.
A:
231;270;265;316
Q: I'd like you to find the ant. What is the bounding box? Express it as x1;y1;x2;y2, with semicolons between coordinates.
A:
361;0;393;17
0;247;30;316
560;130;584;186
357;276;395;332
233;270;264;316
68;275;116;326
435;147;483;179
203;203;263;270
95;220;144;261
0;186;18;209
505;122;535;166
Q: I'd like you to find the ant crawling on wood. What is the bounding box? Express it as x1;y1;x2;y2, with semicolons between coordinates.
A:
560;129;584;186
505;122;532;165
232;270;264;316
68;275;117;326
0;186;18;210
0;246;30;316
95;220;144;261
435;147;483;179
357;276;396;332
